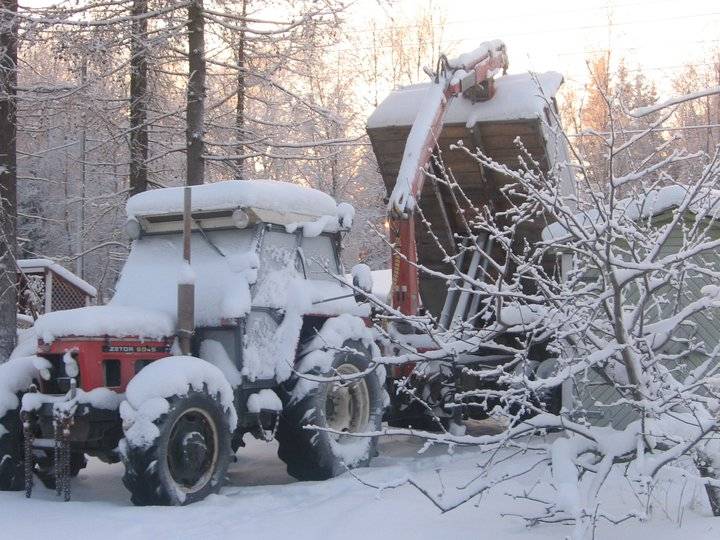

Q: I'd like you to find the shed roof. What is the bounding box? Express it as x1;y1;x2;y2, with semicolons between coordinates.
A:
17;258;97;297
542;185;720;242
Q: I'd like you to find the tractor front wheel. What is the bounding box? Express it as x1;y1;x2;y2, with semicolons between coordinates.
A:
121;390;231;506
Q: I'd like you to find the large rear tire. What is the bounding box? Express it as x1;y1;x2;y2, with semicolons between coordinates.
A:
122;390;232;506
277;339;383;481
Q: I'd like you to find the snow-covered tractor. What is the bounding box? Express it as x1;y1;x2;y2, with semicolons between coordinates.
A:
0;180;385;505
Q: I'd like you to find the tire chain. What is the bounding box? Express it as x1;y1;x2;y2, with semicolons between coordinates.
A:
20;394;75;501
53;410;73;502
21;411;34;498
53;417;60;497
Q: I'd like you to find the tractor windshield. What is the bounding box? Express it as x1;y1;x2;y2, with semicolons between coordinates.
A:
110;229;255;326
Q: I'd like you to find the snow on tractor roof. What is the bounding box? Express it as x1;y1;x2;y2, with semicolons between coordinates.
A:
127;179;339;222
366;71;564;130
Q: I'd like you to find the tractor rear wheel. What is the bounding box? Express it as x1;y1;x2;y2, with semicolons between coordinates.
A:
277;340;383;481
121;390;231;506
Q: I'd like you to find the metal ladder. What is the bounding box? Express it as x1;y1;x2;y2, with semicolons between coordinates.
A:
438;233;494;331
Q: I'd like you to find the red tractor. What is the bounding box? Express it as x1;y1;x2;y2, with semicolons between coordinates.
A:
0;180;384;505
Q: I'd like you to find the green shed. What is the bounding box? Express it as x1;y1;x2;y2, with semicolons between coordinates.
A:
543;186;720;428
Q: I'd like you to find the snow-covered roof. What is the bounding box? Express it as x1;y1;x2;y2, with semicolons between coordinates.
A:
542;186;720;241
366;71;564;130
127;179;339;221
17;258;97;297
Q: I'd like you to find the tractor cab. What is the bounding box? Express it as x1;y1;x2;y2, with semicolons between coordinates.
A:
34;180;359;394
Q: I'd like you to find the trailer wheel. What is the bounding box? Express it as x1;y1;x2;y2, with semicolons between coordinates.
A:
0;408;24;491
277;339;383;481
509;357;563;424
385;374;453;433
122;390;231;506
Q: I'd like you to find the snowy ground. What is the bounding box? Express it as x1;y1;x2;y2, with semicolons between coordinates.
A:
2;420;718;540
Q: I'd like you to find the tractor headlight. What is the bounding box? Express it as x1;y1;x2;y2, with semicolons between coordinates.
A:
232;209;250;229
125;218;142;240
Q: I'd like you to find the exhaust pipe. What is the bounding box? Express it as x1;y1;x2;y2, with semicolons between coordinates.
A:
177;186;195;355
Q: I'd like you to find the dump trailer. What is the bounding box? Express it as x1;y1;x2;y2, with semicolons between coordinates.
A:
366;40;574;427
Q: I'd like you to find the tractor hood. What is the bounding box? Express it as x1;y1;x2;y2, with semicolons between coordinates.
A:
33;304;176;343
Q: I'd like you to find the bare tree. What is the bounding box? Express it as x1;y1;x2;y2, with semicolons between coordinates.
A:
129;0;149;195
562;54;664;196
0;0;18;359
234;0;246;179
186;0;205;186
5;0;391;301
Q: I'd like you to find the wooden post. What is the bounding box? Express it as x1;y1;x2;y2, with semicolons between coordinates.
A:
177;187;194;354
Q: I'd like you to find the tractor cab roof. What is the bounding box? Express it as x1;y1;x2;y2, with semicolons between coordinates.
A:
126;179;354;235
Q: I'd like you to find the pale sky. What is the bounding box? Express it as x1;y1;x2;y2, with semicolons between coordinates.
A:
347;0;720;97
22;0;720;99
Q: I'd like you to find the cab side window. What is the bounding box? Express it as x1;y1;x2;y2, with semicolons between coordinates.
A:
301;235;339;281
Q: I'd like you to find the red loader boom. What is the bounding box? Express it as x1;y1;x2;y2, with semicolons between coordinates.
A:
386;40;509;315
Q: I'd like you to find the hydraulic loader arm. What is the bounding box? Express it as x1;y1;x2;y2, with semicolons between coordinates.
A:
388;40;508;315
388;40;509;216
